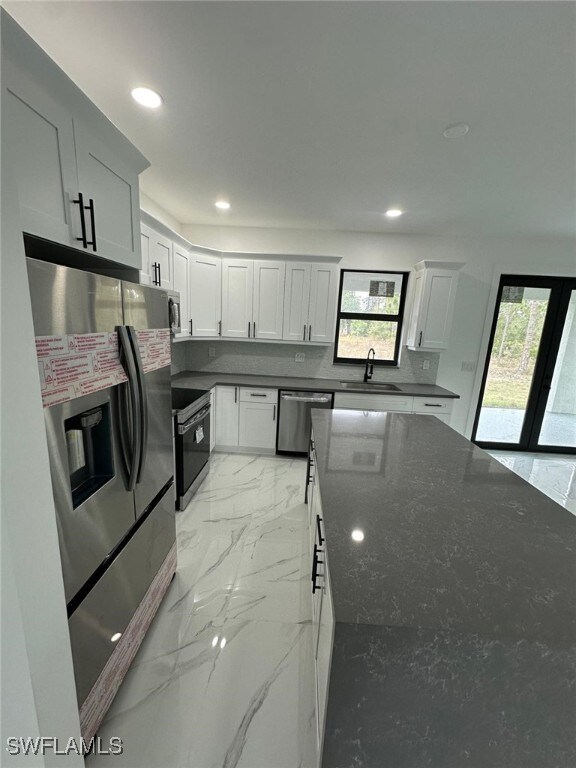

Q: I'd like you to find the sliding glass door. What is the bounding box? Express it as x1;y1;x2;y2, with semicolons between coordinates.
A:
472;276;576;453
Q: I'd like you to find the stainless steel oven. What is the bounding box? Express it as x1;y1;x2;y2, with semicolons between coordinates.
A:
173;389;211;509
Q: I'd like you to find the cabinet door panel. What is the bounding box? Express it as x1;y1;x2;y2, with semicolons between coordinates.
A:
190;254;222;337
4;64;77;247
283;263;312;342
333;393;414;411
253;261;285;340
74;121;141;268
215;386;239;446
309;265;338;343
173;245;191;337
238;402;277;449
150;232;173;290
140;224;153;286
419;274;457;349
221;260;253;338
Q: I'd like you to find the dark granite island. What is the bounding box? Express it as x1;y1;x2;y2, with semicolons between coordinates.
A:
310;409;576;768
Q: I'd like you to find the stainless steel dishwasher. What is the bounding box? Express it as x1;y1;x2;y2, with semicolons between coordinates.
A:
277;390;333;454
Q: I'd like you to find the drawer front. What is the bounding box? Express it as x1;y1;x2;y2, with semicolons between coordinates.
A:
239;387;277;403
333;393;414;412
412;396;453;414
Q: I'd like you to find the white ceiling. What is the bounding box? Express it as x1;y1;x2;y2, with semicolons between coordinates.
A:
5;1;576;238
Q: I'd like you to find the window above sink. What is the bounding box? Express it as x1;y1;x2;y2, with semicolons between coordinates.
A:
333;270;410;367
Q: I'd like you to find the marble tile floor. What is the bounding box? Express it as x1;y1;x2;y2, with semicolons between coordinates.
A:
88;448;575;768
488;450;576;515
88;454;318;768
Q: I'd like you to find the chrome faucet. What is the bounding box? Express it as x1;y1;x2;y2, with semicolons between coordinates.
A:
363;348;376;382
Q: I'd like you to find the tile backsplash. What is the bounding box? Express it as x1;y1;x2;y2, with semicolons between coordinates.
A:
171;340;439;384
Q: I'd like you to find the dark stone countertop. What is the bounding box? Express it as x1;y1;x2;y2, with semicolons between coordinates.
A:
171;370;459;399
311;409;576;768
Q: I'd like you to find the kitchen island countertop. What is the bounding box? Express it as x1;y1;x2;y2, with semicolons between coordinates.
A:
311;409;576;768
171;370;459;398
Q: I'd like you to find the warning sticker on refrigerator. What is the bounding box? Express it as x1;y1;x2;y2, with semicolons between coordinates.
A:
35;329;171;408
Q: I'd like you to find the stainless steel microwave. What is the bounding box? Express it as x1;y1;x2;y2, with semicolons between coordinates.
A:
167;290;181;335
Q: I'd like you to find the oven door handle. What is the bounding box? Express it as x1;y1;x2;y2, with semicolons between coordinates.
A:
178;406;210;435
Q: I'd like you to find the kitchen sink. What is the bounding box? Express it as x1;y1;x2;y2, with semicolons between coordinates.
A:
339;381;400;392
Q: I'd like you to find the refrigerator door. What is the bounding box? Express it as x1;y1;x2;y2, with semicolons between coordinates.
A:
43;389;137;604
122;282;173;517
26;259;137;604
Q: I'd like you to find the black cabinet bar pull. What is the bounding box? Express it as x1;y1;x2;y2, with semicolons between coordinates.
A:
303;324;306;341
158;263;162;285
316;515;325;546
190;319;193;335
86;198;97;251
234;387;237;403
253;321;256;337
73;192;88;248
218;320;222;336
273;404;276;421
308;325;312;341
418;330;423;347
248;321;251;338
424;403;442;407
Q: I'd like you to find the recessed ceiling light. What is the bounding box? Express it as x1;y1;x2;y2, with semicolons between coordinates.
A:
385;209;403;218
443;123;470;139
110;632;122;643
131;87;163;109
215;200;231;210
351;529;365;542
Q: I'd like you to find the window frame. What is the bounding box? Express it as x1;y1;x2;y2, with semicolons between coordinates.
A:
333;269;410;366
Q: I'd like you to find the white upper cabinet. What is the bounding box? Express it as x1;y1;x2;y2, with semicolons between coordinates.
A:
283;263;312;342
309;264;338;343
221;259;254;338
222;259;287;340
172;244;191;338
283;262;338;343
406;261;464;351
3;20;148;269
139;223;172;289
190;254;222;337
4;64;78;248
252;260;286;340
73;122;141;269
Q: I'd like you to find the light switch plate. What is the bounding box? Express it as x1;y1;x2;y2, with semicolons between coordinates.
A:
295;353;305;363
208;347;216;358
422;359;430;370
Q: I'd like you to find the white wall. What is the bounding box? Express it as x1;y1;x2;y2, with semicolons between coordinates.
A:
140;191;183;235
182;223;576;434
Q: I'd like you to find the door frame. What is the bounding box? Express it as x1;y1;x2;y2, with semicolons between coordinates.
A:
465;263;576;440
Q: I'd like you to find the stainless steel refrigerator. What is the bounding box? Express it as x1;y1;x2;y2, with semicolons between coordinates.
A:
26;257;176;708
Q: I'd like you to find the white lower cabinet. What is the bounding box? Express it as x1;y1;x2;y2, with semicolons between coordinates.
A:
215;386;278;452
333;392;415;412
238;402;277;449
308;455;334;765
333;392;454;425
411;396;453;424
215;386;240;447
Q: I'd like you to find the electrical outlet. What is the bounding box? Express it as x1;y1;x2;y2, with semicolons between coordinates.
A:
208;347;216;358
422;359;430;370
461;361;476;372
295;353;305;363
